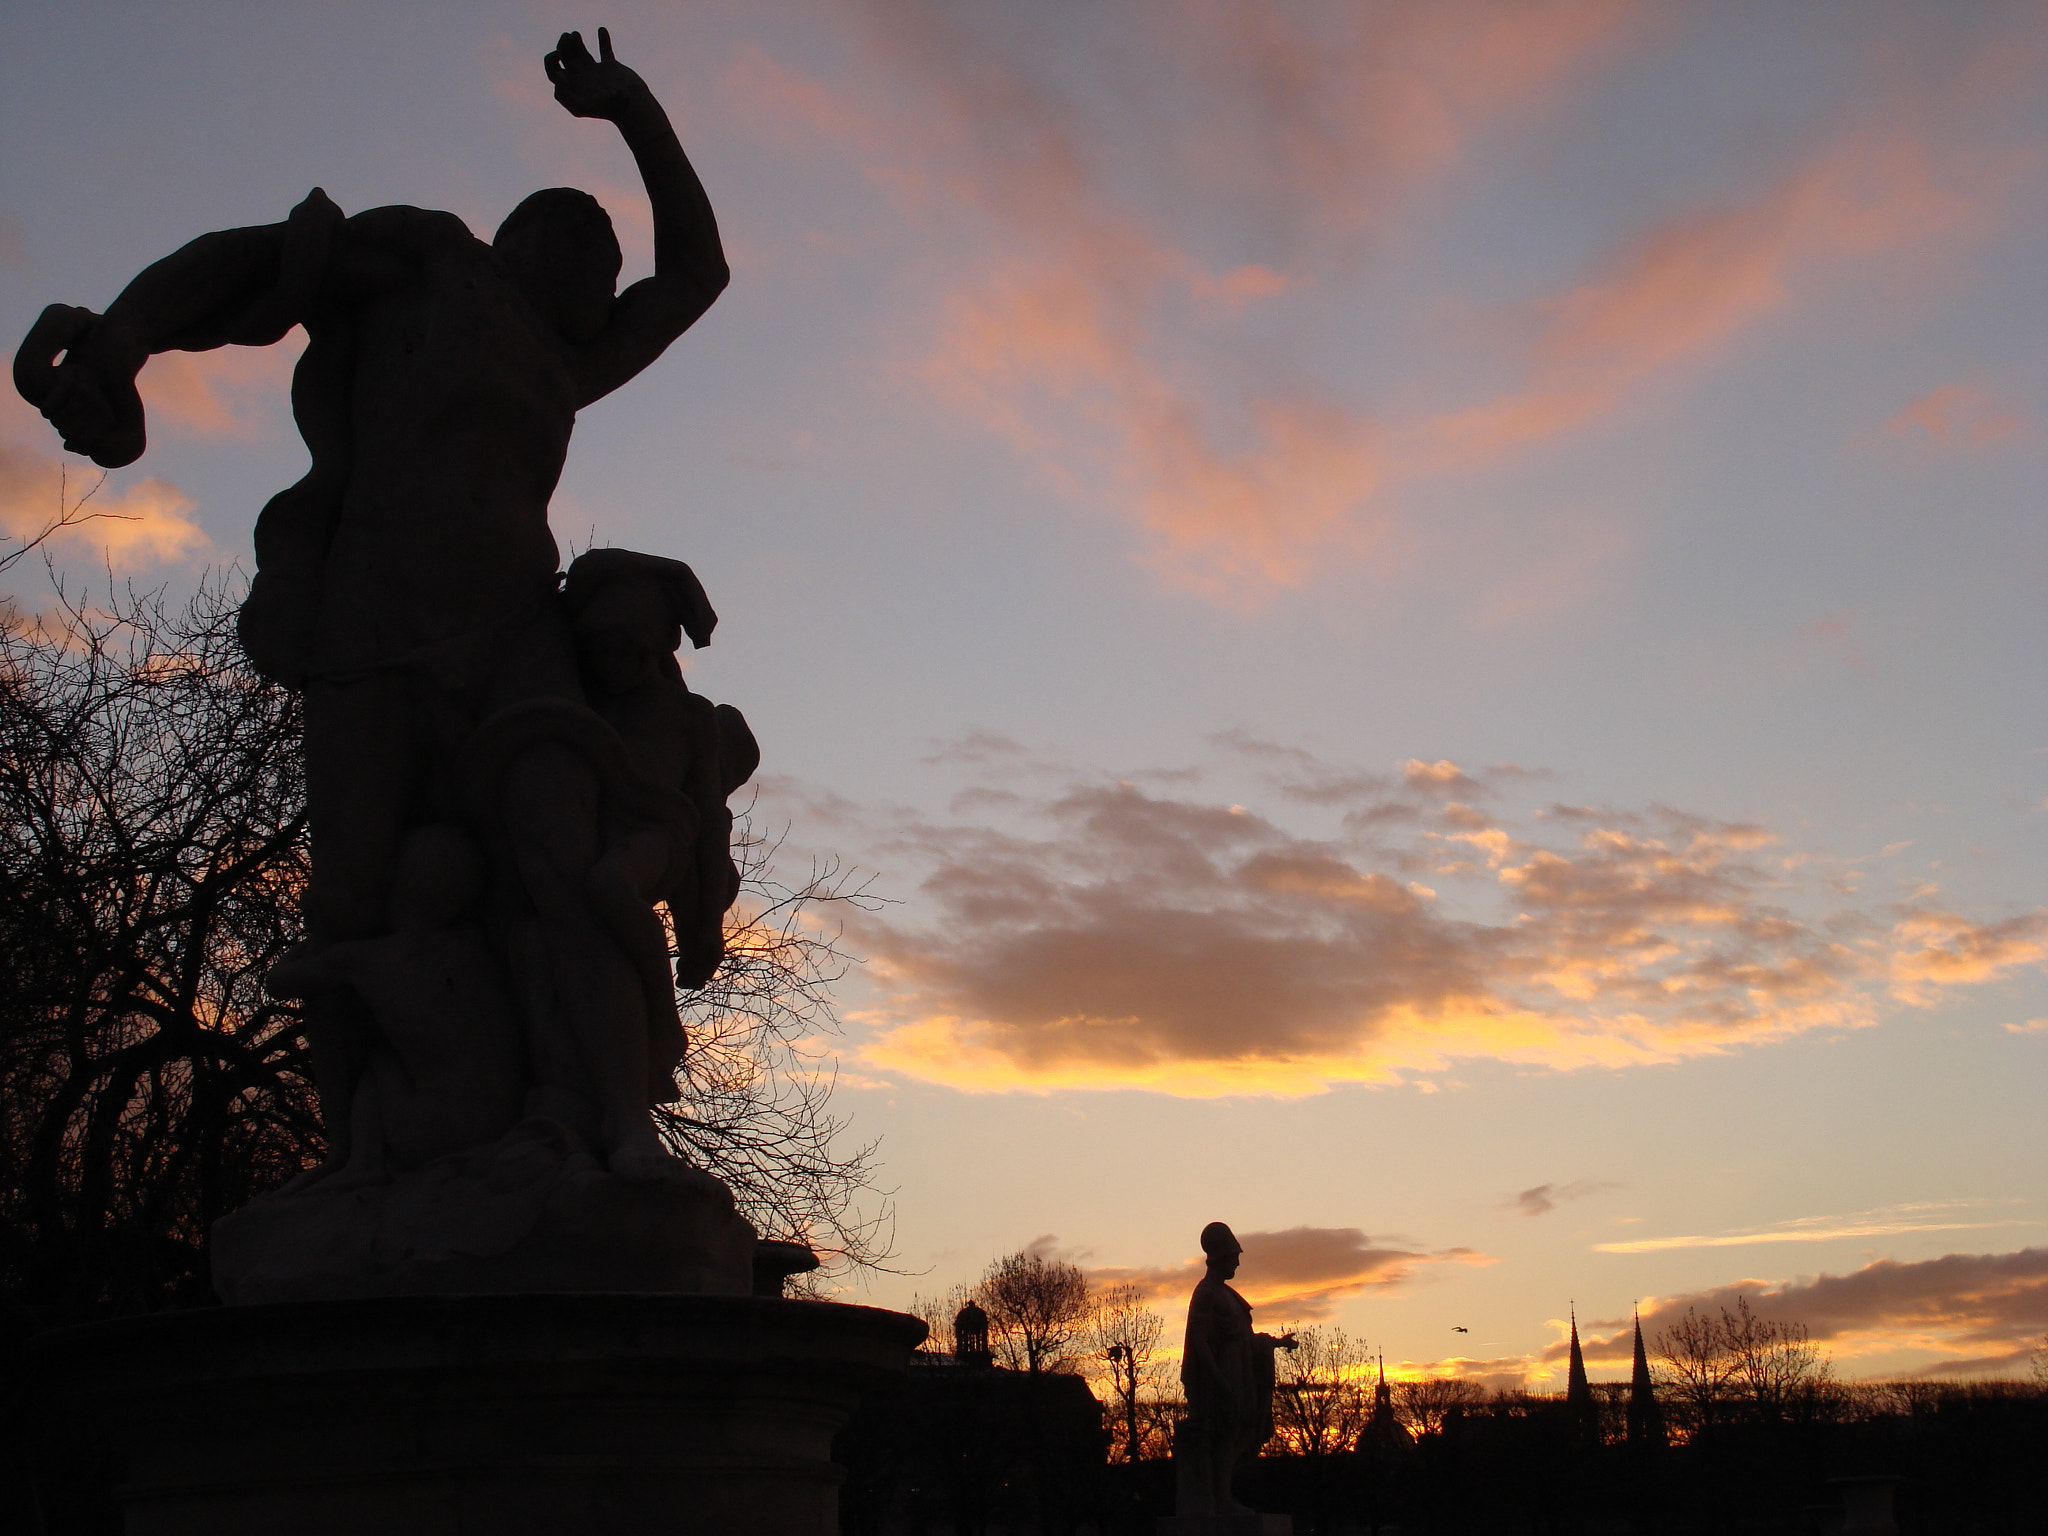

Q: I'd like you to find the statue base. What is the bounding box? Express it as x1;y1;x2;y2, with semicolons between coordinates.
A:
211;1117;756;1302
1157;1519;1293;1535
33;1293;925;1536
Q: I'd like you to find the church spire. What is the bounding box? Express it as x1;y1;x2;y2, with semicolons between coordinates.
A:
1364;1351;1411;1450
1627;1305;1666;1449
1564;1303;1601;1443
1565;1304;1592;1407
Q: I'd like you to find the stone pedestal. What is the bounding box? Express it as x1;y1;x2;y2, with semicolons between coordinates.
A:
1829;1474;1903;1536
1157;1516;1293;1535
33;1292;924;1536
211;1118;758;1303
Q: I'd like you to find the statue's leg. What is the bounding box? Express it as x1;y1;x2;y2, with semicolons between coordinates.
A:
499;742;674;1177
586;829;689;1101
1220;1421;1259;1514
303;675;415;939
288;676;415;1178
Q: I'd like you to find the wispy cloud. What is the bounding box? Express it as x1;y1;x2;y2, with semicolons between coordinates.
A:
1595;1203;2026;1254
724;2;2030;607
1884;383;2027;448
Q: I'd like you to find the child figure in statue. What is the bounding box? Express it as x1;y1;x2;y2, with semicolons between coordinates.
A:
564;548;760;1004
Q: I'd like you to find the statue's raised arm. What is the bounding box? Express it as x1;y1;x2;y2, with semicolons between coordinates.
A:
543;27;730;406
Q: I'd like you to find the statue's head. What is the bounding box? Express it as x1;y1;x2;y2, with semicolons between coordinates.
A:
563;548;717;696
494;187;622;342
1200;1221;1242;1277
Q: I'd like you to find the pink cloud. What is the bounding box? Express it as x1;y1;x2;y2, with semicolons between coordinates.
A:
1885;384;2026;448
738;1;1641;603
1;399;209;571
136;336;302;442
1414;117;1985;465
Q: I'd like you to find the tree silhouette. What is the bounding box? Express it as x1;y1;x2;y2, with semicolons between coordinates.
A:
1087;1282;1166;1461
976;1247;1093;1376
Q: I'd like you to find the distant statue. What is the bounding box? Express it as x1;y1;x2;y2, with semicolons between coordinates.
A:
1175;1222;1297;1522
14;30;773;1300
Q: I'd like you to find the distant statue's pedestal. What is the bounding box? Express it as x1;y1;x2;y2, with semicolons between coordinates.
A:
1157;1518;1292;1535
37;1294;924;1536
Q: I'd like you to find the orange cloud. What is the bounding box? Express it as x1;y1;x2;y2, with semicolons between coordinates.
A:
0;420;209;572
136;336;302;441
1885;384;2026;447
1889;908;2048;996
849;745;2040;1096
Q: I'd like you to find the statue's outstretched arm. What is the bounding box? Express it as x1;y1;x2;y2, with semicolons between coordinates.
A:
546;29;729;406
13;190;343;468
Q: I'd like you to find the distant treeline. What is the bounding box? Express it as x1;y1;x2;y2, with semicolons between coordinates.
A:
838;1372;2047;1535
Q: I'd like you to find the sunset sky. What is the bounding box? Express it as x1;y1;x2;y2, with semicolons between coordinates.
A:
4;0;2043;1384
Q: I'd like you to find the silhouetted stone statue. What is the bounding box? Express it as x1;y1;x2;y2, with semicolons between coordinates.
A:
1168;1222;1297;1533
13;29;775;1301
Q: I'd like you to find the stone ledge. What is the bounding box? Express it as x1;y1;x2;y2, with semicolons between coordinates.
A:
31;1293;927;1536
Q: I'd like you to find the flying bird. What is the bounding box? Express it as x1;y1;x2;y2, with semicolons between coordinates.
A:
1453;1326;1468;1333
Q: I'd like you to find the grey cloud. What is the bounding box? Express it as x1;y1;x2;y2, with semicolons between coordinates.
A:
1087;1224;1488;1322
854;745;2045;1092
1557;1247;2048;1371
1506;1180;1619;1218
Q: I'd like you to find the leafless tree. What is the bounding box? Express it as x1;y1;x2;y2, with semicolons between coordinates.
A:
907;1284;974;1358
1269;1325;1372;1457
975;1247;1093;1375
655;823;893;1276
0;571;316;1315
1393;1375;1488;1438
1087;1283;1167;1461
1720;1295;1833;1422
1654;1305;1735;1435
1654;1297;1835;1434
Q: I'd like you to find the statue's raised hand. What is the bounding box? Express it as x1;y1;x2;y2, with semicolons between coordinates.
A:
545;28;649;122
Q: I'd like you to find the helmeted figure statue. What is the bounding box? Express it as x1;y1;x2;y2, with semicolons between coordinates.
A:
1173;1222;1298;1526
12;30;774;1300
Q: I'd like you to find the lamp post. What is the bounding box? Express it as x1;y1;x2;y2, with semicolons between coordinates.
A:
1106;1343;1140;1462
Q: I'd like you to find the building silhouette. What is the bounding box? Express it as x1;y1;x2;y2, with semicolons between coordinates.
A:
951;1300;993;1369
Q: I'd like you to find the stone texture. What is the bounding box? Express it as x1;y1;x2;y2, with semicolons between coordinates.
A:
33;1293;926;1536
212;1117;755;1304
